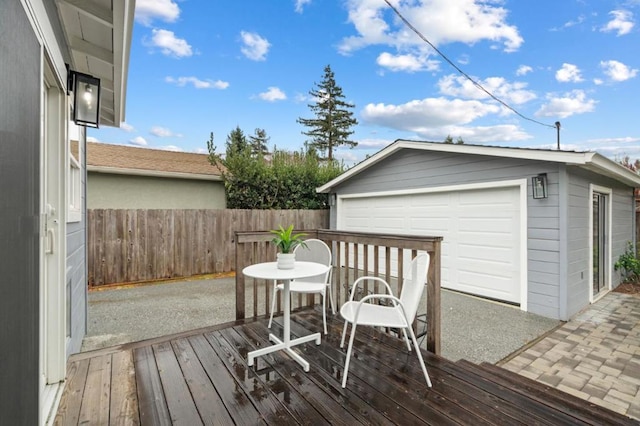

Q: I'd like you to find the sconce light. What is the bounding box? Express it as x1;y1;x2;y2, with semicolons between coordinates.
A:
532;173;548;199
67;66;101;128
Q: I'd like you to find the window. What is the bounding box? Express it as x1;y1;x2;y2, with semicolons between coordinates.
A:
67;132;82;222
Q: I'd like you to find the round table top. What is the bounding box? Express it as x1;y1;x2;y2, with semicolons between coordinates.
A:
242;261;330;281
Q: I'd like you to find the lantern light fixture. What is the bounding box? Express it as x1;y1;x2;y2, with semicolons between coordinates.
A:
67;66;101;128
532;173;548;199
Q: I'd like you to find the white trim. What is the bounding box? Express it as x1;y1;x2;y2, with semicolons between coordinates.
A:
88;165;223;181
337;178;526;200
588;184;613;303
337;179;528;310
318;140;640;193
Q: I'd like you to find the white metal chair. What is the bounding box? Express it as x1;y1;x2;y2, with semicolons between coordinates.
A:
268;239;335;334
340;253;432;389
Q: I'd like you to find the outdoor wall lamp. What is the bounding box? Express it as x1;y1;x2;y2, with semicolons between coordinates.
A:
67;66;101;128
532;173;548;199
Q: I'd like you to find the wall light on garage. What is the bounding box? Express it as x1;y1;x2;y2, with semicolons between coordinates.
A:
532;173;548;199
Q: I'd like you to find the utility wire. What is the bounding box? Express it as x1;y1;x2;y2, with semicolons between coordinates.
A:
383;0;556;129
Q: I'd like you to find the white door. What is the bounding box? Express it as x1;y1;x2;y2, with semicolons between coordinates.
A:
338;184;525;305
40;68;66;417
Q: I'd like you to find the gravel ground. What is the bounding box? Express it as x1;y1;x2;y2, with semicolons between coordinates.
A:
83;275;560;364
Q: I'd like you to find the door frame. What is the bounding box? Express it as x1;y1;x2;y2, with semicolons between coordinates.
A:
588;184;612;303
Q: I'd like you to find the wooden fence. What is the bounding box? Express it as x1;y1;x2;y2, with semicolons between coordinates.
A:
235;229;443;355
87;209;329;286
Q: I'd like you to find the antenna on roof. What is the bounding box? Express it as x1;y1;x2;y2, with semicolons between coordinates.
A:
555;122;561;150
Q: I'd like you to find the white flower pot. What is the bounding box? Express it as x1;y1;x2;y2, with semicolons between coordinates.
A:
277;252;295;270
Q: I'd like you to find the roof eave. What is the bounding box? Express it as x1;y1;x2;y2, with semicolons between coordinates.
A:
317;140;640;193
88;165;223;181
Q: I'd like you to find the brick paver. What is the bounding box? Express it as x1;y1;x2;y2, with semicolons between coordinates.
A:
500;292;640;422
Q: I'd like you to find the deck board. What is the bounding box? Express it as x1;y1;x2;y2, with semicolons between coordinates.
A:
55;309;638;425
109;350;139;425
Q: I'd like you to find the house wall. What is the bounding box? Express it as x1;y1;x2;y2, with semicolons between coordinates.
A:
0;0;41;422
66;132;87;355
565;167;635;318
87;172;226;209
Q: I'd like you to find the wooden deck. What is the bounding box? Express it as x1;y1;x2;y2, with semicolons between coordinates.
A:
54;309;636;425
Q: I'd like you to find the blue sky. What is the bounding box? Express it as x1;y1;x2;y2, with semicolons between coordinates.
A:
93;0;640;165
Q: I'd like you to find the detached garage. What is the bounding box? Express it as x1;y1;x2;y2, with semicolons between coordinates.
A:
318;140;640;321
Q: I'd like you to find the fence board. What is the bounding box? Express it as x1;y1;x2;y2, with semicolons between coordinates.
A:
88;209;329;286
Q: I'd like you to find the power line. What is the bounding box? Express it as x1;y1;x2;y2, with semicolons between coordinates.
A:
382;0;557;130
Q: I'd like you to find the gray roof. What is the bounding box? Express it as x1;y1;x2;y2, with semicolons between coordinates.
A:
318;140;640;193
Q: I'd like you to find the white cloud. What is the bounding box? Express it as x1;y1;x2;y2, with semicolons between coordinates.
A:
240;31;271;61
150;126;182;138
516;65;532;76
361;97;500;132
160;145;183;152
129;136;148;146
555;63;584;83
258;87;287;102
535;90;596;119
352;138;395;150
412;124;532;142
165;76;230;89
150;29;192;58
600;60;638;82
120;122;134;132
437;74;537;105
563;15;586;29
593;78;604;85
376;52;439;72
339;0;523;56
86;136;99;142
135;0;180;26
294;92;310;103
601;10;634;36
194;148;208;154
295;0;312;13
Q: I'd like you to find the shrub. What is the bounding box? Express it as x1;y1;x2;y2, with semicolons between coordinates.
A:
614;242;640;283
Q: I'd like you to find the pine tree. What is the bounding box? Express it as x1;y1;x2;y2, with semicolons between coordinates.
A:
443;135;454;144
297;65;358;161
226;125;248;157
248;128;270;156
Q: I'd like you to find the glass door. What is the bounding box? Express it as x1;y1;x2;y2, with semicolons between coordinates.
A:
592;192;607;296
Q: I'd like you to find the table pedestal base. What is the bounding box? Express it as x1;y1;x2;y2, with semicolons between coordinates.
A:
247;332;321;372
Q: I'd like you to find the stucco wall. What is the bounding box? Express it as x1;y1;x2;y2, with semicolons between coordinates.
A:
87;172;226;209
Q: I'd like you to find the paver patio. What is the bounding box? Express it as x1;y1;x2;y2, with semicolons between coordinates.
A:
500;292;640;421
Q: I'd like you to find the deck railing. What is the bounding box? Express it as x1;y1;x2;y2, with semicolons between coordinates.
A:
235;229;442;355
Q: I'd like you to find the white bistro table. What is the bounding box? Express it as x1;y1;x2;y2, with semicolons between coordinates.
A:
243;261;330;372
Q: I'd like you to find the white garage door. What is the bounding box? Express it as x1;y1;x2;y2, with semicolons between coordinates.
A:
339;185;523;304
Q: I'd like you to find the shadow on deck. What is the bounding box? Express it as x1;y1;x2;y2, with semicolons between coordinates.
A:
54;308;635;425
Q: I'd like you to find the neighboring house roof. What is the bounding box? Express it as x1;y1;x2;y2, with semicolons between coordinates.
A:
318;140;640;193
56;1;135;127
85;142;224;181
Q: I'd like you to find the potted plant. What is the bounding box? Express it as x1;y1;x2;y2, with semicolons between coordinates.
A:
270;224;307;269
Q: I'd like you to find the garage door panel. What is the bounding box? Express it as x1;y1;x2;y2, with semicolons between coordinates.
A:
458;246;514;263
372;217;406;230
339;185;521;304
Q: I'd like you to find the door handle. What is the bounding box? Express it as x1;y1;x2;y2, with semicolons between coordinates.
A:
46;228;55;254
